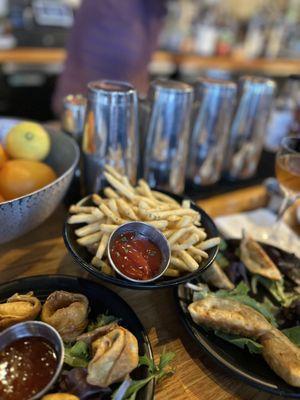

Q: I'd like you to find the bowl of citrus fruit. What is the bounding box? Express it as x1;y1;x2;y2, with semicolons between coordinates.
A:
0;119;79;243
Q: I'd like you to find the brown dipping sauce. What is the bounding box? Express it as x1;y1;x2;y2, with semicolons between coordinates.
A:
0;336;58;400
111;231;162;280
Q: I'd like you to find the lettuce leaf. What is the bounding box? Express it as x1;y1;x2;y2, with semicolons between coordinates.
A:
64;341;90;368
214;331;263;354
282;326;300;346
87;313;119;332
251;275;300;307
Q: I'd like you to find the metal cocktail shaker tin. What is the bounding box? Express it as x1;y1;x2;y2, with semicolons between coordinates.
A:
143;79;194;194
223;76;276;180
187;78;237;186
62;94;86;143
82;80;139;194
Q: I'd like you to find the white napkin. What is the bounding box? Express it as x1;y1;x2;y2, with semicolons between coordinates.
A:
215;208;300;258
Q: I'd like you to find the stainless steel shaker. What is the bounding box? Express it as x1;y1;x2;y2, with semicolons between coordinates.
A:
223;76;276;180
61;94;87;143
143;79;194;194
82;80;138;194
187;78;237;186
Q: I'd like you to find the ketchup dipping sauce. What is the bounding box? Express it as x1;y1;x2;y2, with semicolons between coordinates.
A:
110;231;163;281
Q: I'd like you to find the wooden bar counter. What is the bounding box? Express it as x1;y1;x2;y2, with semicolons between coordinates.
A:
0;186;296;400
0;47;299;77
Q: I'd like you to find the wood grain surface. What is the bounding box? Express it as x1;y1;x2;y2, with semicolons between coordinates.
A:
0;187;297;400
0;47;299;77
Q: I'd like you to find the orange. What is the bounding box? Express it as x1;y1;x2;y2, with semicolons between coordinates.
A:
0;160;57;200
0;193;5;203
0;144;8;168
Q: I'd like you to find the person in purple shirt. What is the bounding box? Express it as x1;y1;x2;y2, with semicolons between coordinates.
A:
53;0;167;114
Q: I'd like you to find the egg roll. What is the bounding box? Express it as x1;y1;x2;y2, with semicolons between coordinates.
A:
260;329;300;387
87;326;139;387
41;291;89;342
240;235;281;281
201;261;234;290
0;291;41;330
188;296;272;339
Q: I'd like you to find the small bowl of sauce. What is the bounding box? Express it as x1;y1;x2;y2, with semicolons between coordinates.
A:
0;321;64;400
108;221;170;283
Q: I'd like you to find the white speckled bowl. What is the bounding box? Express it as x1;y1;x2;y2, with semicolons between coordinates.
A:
0;122;80;243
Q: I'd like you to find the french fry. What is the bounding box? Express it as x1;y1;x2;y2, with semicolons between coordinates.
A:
96;232;109;259
75;222;100;237
171;233;199;250
92;194;102;205
77;231;103;246
168;227;190;245
170;256;191;272
99;203;126;225
99;224;119;233
176;216;193;228
117;198;138;220
69;205;98;214
138;179;155;199
152;190;180;206
104;164;123;181
188;246;209;259
198;237;220;250
176;250;198;271
92;255;114;276
108;199;120;216
104;172;135;200
104;187;118;199
146;220;168;230
182;199;191;209
68;213;102;224
91;208;104;218
163;268;180;277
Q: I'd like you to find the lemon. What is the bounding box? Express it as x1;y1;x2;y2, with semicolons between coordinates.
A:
5;122;50;161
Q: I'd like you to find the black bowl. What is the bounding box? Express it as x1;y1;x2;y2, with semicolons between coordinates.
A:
174;241;300;398
63;191;219;289
0;275;154;400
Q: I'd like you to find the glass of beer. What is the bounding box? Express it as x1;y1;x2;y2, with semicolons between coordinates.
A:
275;136;300;222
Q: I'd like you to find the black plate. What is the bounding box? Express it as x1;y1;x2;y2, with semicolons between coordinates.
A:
63;191;219;289
0;275;154;400
175;240;300;398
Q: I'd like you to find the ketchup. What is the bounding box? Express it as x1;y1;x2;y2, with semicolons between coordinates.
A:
110;231;162;280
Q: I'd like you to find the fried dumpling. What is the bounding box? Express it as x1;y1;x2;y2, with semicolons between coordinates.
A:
0;292;41;330
260;329;300;387
201;261;234;290
77;322;118;344
87;326;139;387
42;394;79;400
41;291;89;342
240;235;281;281
188;296;272;339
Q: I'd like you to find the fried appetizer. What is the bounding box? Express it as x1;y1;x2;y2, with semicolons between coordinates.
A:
260;329;300;387
0;291;41;330
201;261;234;290
42;395;79;400
188;296;272;339
240;235;281;281
41;291;89;342
77;322;118;344
87;326;139;387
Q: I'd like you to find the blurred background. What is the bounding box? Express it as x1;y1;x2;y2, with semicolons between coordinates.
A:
0;0;298;121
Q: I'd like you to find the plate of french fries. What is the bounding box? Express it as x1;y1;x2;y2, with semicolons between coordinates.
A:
64;165;220;289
